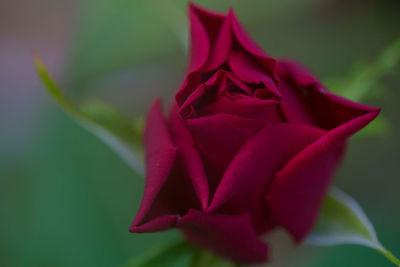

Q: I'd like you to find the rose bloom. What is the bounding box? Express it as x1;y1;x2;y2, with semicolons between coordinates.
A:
130;3;379;264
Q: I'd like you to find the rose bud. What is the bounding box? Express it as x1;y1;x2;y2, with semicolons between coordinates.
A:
130;3;379;264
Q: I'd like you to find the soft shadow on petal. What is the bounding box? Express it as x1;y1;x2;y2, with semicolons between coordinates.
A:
208;123;326;234
169;102;210;209
178;209;269;264
131;100;201;232
265;110;379;242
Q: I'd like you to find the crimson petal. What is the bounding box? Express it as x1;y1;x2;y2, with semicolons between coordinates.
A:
208;123;326;233
130;99;179;232
266;110;379;242
169;102;210;209
178;209;268;264
228;9;277;80
229;49;281;97
185;113;264;195
278;60;380;130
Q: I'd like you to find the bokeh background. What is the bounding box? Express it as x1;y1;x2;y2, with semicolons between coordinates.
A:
1;0;399;266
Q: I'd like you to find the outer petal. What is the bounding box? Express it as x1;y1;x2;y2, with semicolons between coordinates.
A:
168;102;209;209
208;123;326;234
130;99;178;232
178;209;268;264
131;100;202;233
187;3;224;73
278;60;380;130
265;110;379;242
203;12;232;71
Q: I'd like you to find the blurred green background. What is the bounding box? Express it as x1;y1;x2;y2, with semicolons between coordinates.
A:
1;0;399;266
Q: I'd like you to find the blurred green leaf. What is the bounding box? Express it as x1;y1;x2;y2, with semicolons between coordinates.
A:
326;39;400;139
190;248;240;267
307;187;400;266
124;240;194;267
328;38;400;101
34;55;144;175
125;239;240;267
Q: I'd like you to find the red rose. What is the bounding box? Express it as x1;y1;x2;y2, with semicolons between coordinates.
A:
130;3;379;264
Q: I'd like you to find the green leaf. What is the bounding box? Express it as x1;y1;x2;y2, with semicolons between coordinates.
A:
328;38;400;102
307;187;400;266
190;248;240;267
34;54;144;175
124;239;240;267
124;240;194;267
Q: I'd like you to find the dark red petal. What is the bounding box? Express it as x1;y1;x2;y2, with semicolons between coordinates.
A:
130;99;178;231
179;70;282;120
228;9;278;80
203;14;232;71
185;113;264;195
169;102;209;209
228;9;267;60
178;70;228;118
178;209;268;264
266;110;379;242
208;123;325;233
187;4;215;73
199;97;282;121
177;5;226;105
278;77;316;125
228;49;280;97
278;60;380;129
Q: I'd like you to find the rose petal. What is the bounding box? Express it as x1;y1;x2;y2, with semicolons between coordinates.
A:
229;49;281;97
208;123;326;233
278;60;380;129
179;70;281;120
185;113;264;195
131;100;202;232
178;209;268;263
266;110;379;242
130;99;178;231
203;14;232;71
175;4;225;105
187;3;225;73
228;9;278;80
169;102;210;209
178;70;229;118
